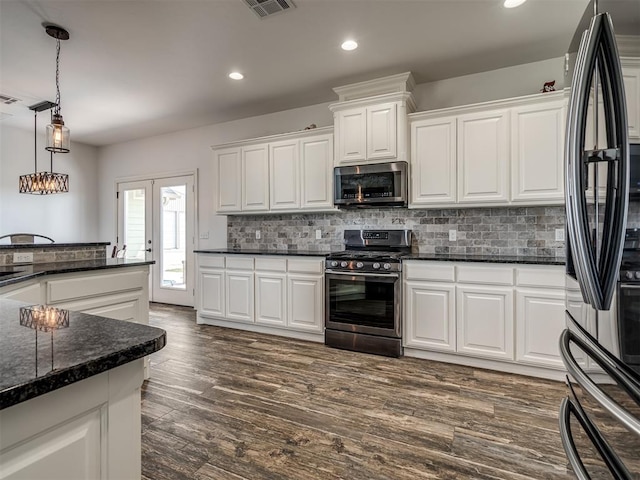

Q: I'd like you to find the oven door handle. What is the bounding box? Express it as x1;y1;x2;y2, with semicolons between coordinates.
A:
325;270;399;279
619;284;640;290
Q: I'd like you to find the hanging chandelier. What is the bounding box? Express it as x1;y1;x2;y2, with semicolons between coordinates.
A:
44;24;70;153
19;101;69;195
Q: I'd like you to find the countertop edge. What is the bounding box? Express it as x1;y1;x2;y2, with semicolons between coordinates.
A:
0;242;111;250
195;249;330;257
400;255;565;266
0;330;166;410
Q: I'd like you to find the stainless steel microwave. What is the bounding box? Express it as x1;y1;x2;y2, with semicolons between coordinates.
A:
333;161;408;208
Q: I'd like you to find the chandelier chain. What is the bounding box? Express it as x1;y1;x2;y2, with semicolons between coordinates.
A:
54;38;61;116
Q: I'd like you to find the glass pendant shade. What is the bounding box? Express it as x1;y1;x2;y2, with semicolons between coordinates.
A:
45;114;70;153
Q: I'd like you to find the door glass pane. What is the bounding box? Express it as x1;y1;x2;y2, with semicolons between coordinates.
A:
328;277;394;327
160;185;186;290
123;189;146;260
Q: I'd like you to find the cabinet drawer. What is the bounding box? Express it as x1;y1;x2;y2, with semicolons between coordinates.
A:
288;258;324;274
457;265;514;285
404;262;455;282
516;266;565;289
198;255;225;269
255;257;287;272
226;256;254;270
47;270;147;303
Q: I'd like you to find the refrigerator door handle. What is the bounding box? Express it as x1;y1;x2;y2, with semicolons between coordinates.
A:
565;12;629;311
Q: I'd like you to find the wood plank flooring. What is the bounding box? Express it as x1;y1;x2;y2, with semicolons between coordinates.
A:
141;303;630;479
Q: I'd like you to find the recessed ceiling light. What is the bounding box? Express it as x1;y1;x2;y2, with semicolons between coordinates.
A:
229;72;244;80
503;0;527;7
341;40;358;51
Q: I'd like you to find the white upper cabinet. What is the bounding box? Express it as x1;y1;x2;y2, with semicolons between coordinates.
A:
270;139;300;211
215;147;242;212
410;116;457;205
330;72;415;166
212;127;335;214
457;109;510;204
622;59;640;140
241;144;270;212
511;100;565;203
409;91;566;208
300;133;334;210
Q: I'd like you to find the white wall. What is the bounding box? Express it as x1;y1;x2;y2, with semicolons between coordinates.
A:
97;102;334;249
0;124;100;242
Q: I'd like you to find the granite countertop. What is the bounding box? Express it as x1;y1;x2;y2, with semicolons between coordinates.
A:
0;298;166;409
401;253;565;266
195;248;330;257
0;242;110;250
0;258;155;288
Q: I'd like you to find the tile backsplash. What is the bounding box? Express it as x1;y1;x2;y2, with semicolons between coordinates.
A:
0;246;107;266
228;206;567;258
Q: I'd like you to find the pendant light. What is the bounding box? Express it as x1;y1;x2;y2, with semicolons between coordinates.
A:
19;101;70;195
44;25;70;153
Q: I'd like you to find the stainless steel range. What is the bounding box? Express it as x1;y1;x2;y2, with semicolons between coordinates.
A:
324;229;412;358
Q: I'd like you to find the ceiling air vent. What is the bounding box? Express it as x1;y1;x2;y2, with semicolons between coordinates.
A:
243;0;295;18
0;93;20;105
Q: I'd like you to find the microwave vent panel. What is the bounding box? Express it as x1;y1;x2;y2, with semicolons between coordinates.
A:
243;0;295;18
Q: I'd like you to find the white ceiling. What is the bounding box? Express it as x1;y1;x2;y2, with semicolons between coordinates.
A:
0;0;625;147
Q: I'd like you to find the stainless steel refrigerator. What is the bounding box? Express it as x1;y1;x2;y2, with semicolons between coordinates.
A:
560;0;640;477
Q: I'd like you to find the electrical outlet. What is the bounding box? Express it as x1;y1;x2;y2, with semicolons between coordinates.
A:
448;229;457;242
555;228;565;242
255;230;261;240
199;231;209;239
315;229;322;240
13;252;33;263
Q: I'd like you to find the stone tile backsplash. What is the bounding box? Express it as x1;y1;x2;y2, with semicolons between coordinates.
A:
0;246;107;266
228;206;567;258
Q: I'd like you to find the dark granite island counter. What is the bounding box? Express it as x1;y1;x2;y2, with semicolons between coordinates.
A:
0;298;166;479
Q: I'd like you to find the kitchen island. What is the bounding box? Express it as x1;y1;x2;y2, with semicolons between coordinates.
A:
0;298;166;479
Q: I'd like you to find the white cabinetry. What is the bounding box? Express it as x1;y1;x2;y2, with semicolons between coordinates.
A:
511;101;565;203
403;261;567;380
197;254;324;341
457;109;510;204
410;116;457;205
241;144;269;212
330;72;415;166
409;91;566;208
622;58;640;140
213;127;335;214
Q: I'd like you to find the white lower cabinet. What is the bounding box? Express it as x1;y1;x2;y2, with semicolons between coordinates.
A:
404;281;456;352
403;261;567;380
197;254;324;341
456;285;514;361
515;288;566;368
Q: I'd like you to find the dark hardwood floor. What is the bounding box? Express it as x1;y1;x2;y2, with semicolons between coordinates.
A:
141;303;630;480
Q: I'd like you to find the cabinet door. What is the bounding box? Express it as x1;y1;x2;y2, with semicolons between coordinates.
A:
198;268;225;317
300;134;334;209
367;102;397;160
516;289;566;368
456;285;514;360
270;140;300;210
457;110;510;204
511;101;565;203
622;62;640;140
215;147;242;212
255;272;287;327
410;117;457;205
225;271;254;323
335;108;367;164
404;281;456;352
287;274;323;332
241;144;269;211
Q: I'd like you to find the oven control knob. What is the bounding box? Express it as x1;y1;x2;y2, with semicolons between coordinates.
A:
372;263;381;269
330;261;338;268
383;263;391;270
625;271;634;280
340;261;348;268
356;262;364;269
635;271;640;280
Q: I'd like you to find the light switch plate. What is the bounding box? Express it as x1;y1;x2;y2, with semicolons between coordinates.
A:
13;252;33;263
448;230;457;242
199;231;209;239
255;230;261;240
315;229;322;240
555;229;565;242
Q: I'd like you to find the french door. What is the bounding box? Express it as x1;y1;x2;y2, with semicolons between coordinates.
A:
117;175;195;306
